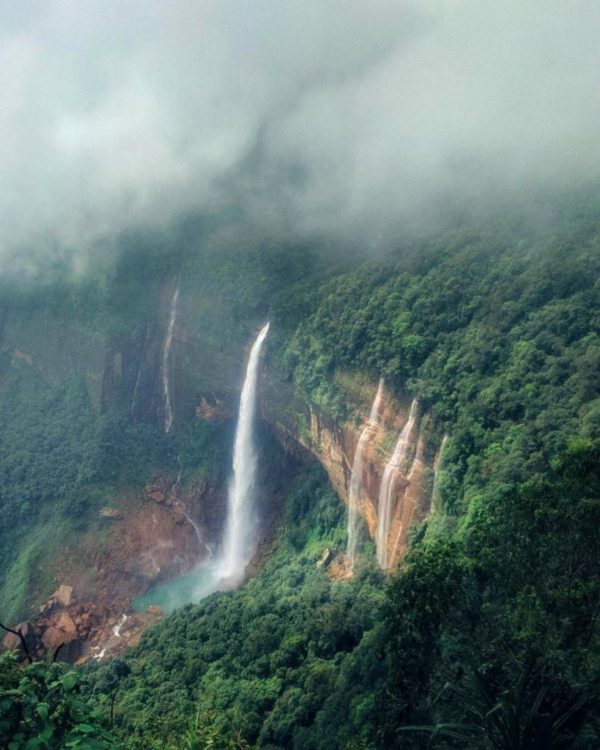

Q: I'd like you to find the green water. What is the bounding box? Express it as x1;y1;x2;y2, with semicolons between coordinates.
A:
133;564;218;613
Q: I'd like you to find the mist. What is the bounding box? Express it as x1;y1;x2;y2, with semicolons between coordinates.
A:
2;0;600;269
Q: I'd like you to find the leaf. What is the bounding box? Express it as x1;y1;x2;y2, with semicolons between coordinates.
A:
59;672;79;692
36;703;49;721
74;723;96;734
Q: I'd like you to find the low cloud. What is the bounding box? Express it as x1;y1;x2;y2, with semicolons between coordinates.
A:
2;1;600;268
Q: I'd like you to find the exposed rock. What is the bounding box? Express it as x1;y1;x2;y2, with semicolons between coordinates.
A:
56;612;77;638
56;585;73;607
1;631;21;651
147;489;166;503
317;548;333;568
42;626;66;649
196;395;228;422
327;553;353;581
1;622;35;655
99;507;124;520
270;378;435;571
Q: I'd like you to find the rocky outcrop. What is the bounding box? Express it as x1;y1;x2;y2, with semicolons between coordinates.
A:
266;378;436;570
2;583;165;664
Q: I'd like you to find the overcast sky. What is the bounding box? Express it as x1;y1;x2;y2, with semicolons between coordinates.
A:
2;0;600;267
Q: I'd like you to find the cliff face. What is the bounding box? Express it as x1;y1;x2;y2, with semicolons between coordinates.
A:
2;295;437;578
264;377;436;570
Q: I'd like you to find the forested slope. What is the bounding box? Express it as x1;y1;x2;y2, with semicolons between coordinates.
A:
86;203;600;748
1;199;599;748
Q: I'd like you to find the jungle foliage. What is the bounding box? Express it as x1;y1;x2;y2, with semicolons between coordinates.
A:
1;197;599;747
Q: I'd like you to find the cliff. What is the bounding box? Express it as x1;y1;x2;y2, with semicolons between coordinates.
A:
263;374;438;570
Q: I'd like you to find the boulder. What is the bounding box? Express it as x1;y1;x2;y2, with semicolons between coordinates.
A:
56;612;77;639
56;585;73;607
42;626;65;649
1;623;36;657
317;548;333;568
2;631;21;651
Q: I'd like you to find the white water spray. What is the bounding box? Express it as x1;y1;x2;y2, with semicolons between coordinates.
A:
217;323;270;583
161;287;179;433
376;398;418;569
346;378;385;568
112;614;128;638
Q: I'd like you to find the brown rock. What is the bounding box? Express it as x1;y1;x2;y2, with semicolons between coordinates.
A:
56;612;77;638
56;585;73;607
2;631;21;651
148;490;166;503
327;552;353;581
42;626;65;649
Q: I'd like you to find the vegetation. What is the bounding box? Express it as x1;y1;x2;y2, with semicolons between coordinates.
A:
88;468;388;749
0;651;116;749
1;197;599;747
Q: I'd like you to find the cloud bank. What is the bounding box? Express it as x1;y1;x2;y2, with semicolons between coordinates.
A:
2;0;600;266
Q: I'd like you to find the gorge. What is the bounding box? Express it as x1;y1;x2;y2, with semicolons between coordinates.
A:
0;206;598;748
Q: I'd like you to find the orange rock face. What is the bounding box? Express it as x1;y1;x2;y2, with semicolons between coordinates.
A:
285;380;436;571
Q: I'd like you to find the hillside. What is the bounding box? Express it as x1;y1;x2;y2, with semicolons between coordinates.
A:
1;200;599;748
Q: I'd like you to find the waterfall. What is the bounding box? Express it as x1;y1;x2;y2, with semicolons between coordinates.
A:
376;398;418;569
217;322;270;583
112;614;128;638
131;324;150;417
161;287;179;434
183;508;211;557
346;378;385;568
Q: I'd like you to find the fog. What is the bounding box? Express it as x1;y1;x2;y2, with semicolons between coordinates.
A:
2;0;600;267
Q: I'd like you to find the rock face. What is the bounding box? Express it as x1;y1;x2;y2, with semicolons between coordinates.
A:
267;378;436;570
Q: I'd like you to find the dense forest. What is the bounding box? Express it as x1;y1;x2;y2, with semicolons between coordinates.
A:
1;196;599;748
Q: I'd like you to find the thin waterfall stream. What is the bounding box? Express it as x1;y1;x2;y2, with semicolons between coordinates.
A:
346;378;384;568
376;398;418;570
161;287;179;434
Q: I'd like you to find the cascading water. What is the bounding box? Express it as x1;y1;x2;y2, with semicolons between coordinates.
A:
161;287;179;433
112;614;128;638
183;508;212;558
132;324;269;613
217;322;270;583
346;378;385;568
376;398;418;570
131;325;150;417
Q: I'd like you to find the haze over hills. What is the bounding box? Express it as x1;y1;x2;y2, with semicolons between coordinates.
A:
1;2;599;749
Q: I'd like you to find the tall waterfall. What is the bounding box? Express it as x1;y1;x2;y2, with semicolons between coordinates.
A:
346;378;385;568
217;322;270;583
376;398;418;569
161;287;179;433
